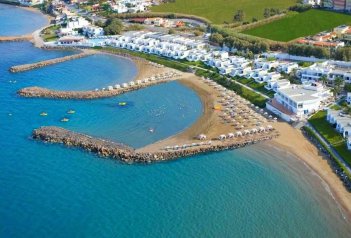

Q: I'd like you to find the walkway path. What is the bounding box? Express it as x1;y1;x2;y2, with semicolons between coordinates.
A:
305;122;351;174
167;59;270;99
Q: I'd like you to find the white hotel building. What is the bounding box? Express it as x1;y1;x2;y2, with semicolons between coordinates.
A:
266;82;332;121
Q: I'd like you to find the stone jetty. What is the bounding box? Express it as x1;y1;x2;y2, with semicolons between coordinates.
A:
33;126;277;164
0;35;32;42
9;52;94;73
18;77;177;100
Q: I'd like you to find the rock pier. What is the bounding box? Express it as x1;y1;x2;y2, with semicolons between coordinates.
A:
0;35;33;42
9;52;94;73
33;126;277;164
18;77;177;100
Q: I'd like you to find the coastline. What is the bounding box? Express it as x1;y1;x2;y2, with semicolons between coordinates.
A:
1;3;351;224
271;122;351;220
0;2;50;42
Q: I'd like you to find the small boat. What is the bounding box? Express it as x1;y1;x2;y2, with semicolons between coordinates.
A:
149;128;154;133
118;102;127;106
67;110;75;114
61;118;69;122
40;112;48;116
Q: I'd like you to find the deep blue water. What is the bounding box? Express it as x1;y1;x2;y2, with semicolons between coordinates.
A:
1;10;351;238
0;3;48;36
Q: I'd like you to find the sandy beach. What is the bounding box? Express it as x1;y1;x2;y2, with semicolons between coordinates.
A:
138;73;277;153
271;122;351;219
4;4;351;221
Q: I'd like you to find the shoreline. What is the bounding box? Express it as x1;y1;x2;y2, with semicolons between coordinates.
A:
271;122;351;220
1;3;351;222
0;2;50;42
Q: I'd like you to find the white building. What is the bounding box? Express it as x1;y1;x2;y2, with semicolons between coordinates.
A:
327;109;351;150
347;92;351;105
266;82;332;121
265;79;290;92
276;62;299;74
83;26;104;37
66;17;90;29
255;72;281;84
254;59;279;70
303;0;321;6
297;61;351;84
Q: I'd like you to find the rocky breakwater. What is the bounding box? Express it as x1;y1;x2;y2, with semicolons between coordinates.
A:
33;126;278;164
0;35;33;42
18;77;177;100
9;52;94;73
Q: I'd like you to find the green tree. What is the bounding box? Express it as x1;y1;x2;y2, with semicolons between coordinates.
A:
320;75;328;86
332;77;344;99
263;8;270;18
104;18;123;35
210;33;224;46
233;10;245;22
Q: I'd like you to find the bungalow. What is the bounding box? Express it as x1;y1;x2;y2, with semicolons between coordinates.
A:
220;65;235;75
327;109;351;150
230;67;251;77
255;72;281;84
254;59;279;70
265;79;290;92
347;92;351;105
66;17;90;29
83;26;104;37
276;62;299;74
297;63;332;82
251;69;268;80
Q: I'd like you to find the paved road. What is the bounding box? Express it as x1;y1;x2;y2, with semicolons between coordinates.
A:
305;122;351;174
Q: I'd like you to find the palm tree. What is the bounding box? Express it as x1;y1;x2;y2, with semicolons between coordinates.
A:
320;75;328;86
332;77;344;100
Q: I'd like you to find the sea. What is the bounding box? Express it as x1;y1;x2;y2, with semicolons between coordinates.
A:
1;4;351;237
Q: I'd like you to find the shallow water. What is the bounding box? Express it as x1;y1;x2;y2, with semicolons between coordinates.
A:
0;3;48;36
1;13;351;238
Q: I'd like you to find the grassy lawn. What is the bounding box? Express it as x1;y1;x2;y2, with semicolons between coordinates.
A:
235;77;275;98
195;69;268;107
151;0;296;24
41;25;60;42
242;9;351;42
309;111;351;166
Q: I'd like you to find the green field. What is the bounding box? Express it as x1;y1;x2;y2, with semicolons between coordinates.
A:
151;0;296;24
242;9;351;42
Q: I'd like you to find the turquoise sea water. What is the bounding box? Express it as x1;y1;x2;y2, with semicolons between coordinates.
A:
0;3;48;36
1;8;351;238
